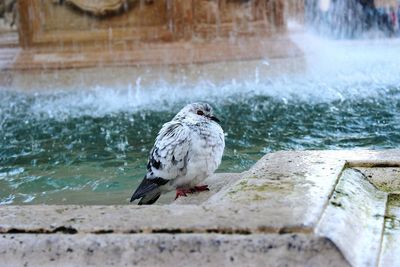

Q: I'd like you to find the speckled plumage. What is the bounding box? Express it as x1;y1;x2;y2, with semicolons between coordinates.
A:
130;103;225;205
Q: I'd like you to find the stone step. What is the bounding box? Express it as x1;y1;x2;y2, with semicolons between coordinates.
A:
0;150;399;266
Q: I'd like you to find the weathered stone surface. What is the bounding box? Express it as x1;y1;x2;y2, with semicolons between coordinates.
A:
1;150;400;267
380;194;400;267
0;234;348;267
355;167;400;193
14;0;289;69
5;52;305;90
316;169;388;267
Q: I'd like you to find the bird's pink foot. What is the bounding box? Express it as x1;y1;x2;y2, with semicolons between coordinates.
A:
174;185;210;200
175;188;192;200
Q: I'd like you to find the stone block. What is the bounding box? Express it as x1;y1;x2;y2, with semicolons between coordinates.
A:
1;150;399;266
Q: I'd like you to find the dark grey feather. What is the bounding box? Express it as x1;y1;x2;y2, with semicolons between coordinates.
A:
138;191;161;205
130;177;168;202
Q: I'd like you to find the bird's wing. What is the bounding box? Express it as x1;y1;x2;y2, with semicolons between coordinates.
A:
146;120;191;181
130;121;191;203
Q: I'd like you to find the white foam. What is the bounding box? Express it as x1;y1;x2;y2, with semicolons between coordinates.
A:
3;34;400;120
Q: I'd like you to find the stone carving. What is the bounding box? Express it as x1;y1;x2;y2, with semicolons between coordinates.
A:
53;0;155;16
56;0;128;16
0;0;17;28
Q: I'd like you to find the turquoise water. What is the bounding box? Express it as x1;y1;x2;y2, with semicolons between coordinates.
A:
1;36;400;204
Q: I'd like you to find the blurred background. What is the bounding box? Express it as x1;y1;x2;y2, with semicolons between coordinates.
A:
0;0;399;205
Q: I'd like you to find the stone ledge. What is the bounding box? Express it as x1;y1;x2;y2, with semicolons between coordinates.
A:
3;35;302;71
1;149;400;267
0;233;348;267
1;35;306;92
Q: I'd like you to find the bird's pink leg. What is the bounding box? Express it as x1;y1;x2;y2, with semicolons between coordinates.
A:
175;188;192;200
175;185;210;200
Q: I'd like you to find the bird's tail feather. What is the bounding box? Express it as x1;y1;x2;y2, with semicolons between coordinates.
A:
138;191;161;205
130;178;158;202
130;176;168;204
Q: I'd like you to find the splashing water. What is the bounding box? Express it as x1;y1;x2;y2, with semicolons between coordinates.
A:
1;34;400;204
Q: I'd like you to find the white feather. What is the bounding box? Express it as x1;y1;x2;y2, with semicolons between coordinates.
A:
146;103;225;191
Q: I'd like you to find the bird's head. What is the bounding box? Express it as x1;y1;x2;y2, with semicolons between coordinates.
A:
174;103;221;124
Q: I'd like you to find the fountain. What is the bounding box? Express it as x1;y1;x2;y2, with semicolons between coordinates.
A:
16;0;293;67
306;0;400;38
0;0;308;90
1;0;400;266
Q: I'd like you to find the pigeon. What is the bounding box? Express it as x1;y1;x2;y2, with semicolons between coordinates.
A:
130;103;225;205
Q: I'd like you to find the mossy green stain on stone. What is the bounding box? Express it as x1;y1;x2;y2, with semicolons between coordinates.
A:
228;178;290;199
389;194;400;203
371;181;400;194
356;167;400;193
385;194;400;231
252;194;266;201
381;193;400;259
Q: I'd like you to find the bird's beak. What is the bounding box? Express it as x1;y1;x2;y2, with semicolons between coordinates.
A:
209;115;220;123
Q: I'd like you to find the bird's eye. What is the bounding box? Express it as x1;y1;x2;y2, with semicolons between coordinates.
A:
197;110;204;116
